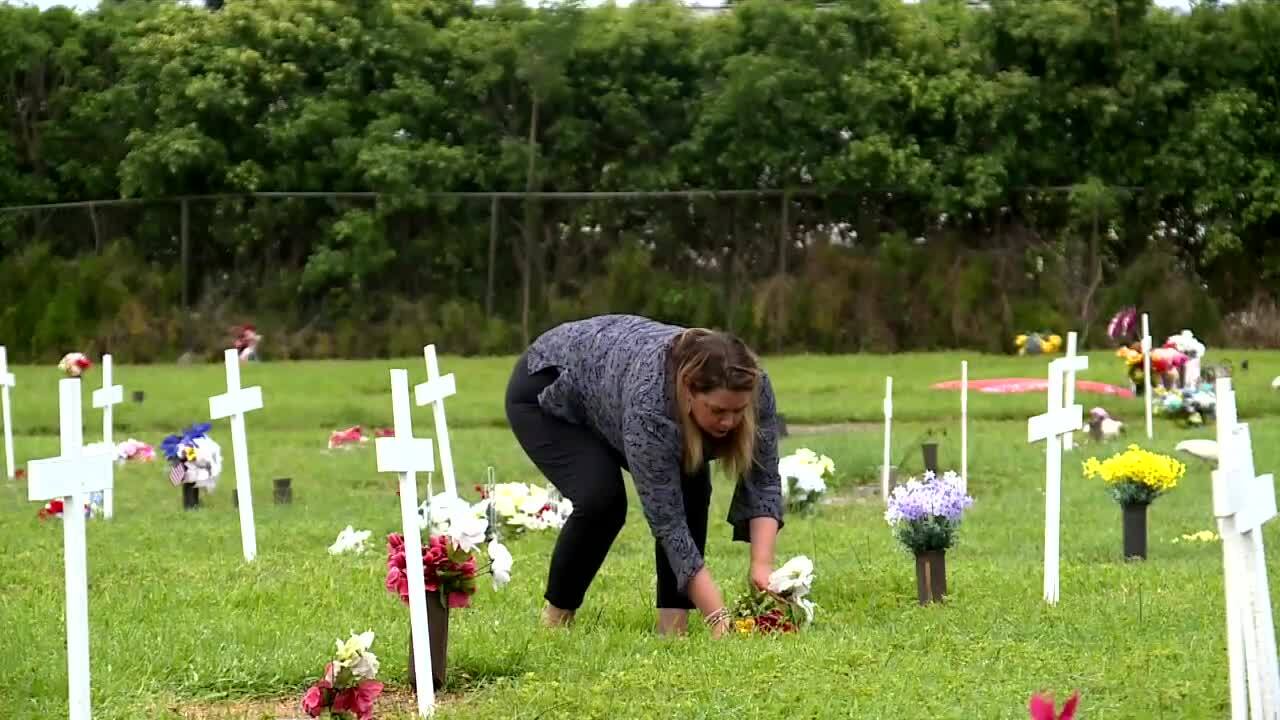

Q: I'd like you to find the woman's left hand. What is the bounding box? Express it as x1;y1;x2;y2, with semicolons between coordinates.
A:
750;561;773;593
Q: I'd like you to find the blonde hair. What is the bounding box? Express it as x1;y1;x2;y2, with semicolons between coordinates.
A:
669;328;762;478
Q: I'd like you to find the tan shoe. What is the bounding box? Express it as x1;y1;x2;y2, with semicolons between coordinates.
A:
541;605;575;628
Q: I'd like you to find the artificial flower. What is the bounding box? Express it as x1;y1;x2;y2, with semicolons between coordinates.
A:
328;526;372;555
1083;444;1185;506
778;448;834;513
767;556;815;596
885;470;975;552
488;539;513;589
1029;691;1080;720
58;353;92;377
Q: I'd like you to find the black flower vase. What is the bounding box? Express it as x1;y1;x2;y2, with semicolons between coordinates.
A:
181;483;200;510
1123;502;1149;560
922;442;939;475
914;549;947;605
407;592;451;693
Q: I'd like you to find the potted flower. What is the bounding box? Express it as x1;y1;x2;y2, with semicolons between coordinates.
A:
885;470;974;605
778;448;834;514
385;493;513;692
300;630;384;720
729;555;817;635
160;422;223;510
1153;385;1216;427
475;481;574;534
1164;330;1206;388
1082;444;1185;560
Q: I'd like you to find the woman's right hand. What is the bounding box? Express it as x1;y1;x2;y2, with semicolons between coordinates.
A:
688;567;731;638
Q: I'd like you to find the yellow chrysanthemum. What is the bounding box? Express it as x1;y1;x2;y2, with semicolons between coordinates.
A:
1082;444;1185;493
735;618;756;635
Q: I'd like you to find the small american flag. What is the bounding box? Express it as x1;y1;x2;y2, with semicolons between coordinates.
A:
169;462;186;487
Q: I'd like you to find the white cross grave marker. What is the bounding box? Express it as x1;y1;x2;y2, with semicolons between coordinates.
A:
414;345;459;498
0;346;14;481
209;348;263;563
960;361;968;494
1028;353;1089;605
1062;332;1079;451
1213;378;1280;720
1142;313;1154;439
28;378;114;720
377;369;438;718
882;376;893;503
91;354;124;519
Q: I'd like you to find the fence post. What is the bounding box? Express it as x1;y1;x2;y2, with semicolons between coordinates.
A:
487;195;498;319
180;198;191;351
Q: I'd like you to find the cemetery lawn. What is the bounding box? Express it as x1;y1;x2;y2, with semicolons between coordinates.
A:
3;350;1279;719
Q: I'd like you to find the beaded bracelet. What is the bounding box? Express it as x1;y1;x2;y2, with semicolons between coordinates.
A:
703;607;730;627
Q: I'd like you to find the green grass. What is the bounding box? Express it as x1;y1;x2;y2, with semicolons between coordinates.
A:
1;351;1278;718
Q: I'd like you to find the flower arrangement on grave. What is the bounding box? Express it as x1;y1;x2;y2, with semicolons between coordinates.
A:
1107;306;1138;344
232;324;262;362
729;555;816;635
885;470;974;604
1015;332;1063;356
115;438;155;464
474;481;574;534
37;496;101;521
1165;329;1207;388
300;630;384;720
160;422;223;493
1082;444;1185;560
329;525;372;555
1152;384;1216;426
778;448;834;514
1116;343;1188;393
1029;690;1080;720
328;426;369;450
57;353;92;377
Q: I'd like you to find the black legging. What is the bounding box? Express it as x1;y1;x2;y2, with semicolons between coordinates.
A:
504;353;711;611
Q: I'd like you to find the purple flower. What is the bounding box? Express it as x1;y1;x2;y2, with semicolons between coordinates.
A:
885;471;974;525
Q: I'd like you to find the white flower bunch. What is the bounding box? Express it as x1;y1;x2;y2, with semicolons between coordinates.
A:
767;555;817;625
184;437;223;490
1166;330;1206;359
419;493;490;553
328;525;372;555
778;448;835;514
333;630;380;683
480;482;574;534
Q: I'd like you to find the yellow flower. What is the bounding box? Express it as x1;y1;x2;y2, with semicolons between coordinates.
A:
735;618;756;635
1082;444;1185;493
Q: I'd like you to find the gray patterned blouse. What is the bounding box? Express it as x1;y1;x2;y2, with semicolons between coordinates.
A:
525;314;784;592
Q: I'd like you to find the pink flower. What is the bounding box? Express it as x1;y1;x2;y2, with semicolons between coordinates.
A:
1029;691;1080;720
332;681;383;720
386;567;409;603
447;590;471;609
300;681;330;718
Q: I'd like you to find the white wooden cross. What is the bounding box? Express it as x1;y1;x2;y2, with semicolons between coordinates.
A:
91;354;124;519
0;345;14;481
960;361;968;494
1062;332;1079;451
209;348;263;563
27;378;115;720
1212;378;1280;720
377;369;438;718
882;376;893;503
1142;313;1154;439
414;345;459;498
1027;353;1089;605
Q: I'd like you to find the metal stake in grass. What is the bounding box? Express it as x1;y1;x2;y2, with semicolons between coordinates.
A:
1142;314;1154;439
376;368;438;718
882;376;893;504
960;360;968;494
0;346;14;481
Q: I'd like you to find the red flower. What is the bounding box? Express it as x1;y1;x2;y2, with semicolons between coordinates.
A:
38;499;65;520
15;468;25;480
447;590;472;609
332;681;383;720
1029;691;1080;720
300;673;333;718
75;357;91;370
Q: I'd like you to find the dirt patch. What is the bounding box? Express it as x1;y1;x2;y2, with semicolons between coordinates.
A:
786;421;881;435
168;687;448;720
822;484;883;506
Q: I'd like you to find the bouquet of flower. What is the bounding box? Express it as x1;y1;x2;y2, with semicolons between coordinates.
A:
1165;330;1205;360
232;324;262;362
730;556;816;635
1083;444;1185;506
1153;385;1216;426
778;448;834;514
37;496;101;521
160;422;223;490
115;439;155;464
329;526;372;555
1107;307;1138;344
328;426;368;450
885;470;975;553
1015;332;1063;356
58;353;92;377
475;482;574;534
1117;343;1187;392
387;494;513;609
300;631;384;720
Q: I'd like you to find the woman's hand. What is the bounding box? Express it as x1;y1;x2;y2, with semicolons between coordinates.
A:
750;561;773;593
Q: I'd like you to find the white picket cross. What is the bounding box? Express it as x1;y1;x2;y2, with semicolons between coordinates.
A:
415;345;459;498
1028;354;1088;605
882;376;893;503
209;348;264;562
91;354;124;519
960;361;968;494
377;368;437;718
1062;332;1079;451
27;379;115;720
1213;378;1280;720
1142;313;1154;439
0;346;14;481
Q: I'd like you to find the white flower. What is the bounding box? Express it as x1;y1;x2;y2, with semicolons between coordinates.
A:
328;525;372;555
336;630;375;660
794;597;816;625
488;539;513;589
768;555;815;596
334;630;379;681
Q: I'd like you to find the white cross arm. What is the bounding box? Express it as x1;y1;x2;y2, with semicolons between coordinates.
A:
92;384;124;409
1235;473;1278;535
1028;405;1084;442
1050;355;1090;375
209;386;264;419
376;437;436;474
28;449;114;502
414;374;457;407
0;370;13;388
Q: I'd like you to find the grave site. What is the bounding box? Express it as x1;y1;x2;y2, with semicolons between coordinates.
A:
9;2;1280;718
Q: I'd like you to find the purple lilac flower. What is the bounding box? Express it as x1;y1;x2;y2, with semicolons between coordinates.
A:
885;470;974;525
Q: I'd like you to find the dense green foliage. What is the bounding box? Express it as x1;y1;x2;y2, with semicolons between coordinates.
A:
3;0;1280;359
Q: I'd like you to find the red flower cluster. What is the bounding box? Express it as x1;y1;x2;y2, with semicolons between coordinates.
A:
38;499;65;521
301;662;383;720
385;533;478;610
754;609;798;634
1029;691;1079;720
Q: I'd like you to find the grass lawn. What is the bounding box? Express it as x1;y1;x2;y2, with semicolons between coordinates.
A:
2;349;1278;719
